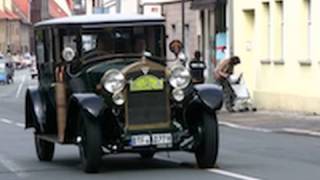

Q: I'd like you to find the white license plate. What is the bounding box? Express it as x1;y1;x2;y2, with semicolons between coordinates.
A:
131;133;172;147
131;135;151;147
152;133;172;145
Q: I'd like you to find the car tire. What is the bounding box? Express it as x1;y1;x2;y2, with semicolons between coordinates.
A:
195;111;219;169
79;115;102;173
139;151;155;159
34;135;55;161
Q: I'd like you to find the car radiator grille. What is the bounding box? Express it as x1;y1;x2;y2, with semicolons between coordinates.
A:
126;90;169;130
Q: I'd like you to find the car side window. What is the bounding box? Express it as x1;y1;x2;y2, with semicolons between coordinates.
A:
35;30;45;64
44;29;54;63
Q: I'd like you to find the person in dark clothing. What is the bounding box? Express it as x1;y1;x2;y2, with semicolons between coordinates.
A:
189;51;206;84
214;56;241;112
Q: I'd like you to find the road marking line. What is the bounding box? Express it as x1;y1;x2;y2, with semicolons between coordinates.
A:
0;154;29;178
155;155;262;180
15;123;24;128
208;169;262;180
219;121;272;133
0;118;12;124
282;128;320;137
16;75;26;98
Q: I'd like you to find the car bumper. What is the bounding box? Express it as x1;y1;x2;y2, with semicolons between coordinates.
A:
103;129;195;154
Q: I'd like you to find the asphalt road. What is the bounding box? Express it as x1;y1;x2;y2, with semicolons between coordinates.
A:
0;69;320;180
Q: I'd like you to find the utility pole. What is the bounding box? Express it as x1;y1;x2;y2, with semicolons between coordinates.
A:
181;0;185;47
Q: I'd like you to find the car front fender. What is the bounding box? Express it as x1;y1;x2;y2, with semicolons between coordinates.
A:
193;84;223;111
25;87;45;131
69;93;106;119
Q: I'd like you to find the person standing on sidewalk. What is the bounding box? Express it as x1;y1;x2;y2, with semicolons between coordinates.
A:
189;51;206;84
214;56;241;112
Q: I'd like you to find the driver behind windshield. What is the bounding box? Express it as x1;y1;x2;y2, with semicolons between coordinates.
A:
134;35;146;55
95;32;114;54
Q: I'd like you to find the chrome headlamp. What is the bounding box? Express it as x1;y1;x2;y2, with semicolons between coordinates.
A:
101;69;126;93
112;93;125;105
172;88;184;102
169;65;191;89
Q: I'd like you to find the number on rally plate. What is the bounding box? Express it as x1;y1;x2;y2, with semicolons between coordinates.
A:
131;133;172;147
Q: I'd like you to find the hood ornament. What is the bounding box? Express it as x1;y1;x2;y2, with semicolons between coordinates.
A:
141;66;150;75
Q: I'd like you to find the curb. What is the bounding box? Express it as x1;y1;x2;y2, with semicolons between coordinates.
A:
276;128;320;137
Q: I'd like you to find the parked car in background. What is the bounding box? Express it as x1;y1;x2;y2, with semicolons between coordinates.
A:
30;62;38;79
22;53;33;68
25;14;223;173
0;55;14;84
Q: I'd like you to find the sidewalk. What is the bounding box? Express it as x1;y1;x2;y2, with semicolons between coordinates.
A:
217;110;320;136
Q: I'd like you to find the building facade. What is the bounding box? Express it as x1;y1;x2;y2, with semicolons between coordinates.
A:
230;0;320;114
0;0;33;54
162;1;200;61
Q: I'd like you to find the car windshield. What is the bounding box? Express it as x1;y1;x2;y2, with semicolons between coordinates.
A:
80;25;166;60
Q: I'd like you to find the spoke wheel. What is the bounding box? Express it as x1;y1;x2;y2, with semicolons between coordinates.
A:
79;115;102;173
34;135;55;161
195;111;219;168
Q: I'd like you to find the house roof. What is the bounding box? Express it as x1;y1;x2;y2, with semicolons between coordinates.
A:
6;10;20;20
49;0;68;18
35;14;165;27
13;0;29;19
0;10;9;20
0;10;20;20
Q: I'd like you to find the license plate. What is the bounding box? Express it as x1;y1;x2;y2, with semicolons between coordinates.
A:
131;133;172;147
131;135;151;147
152;133;172;145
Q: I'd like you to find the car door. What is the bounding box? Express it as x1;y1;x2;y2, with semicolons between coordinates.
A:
36;29;55;103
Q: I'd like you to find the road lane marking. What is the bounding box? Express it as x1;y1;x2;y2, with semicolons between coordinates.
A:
0;154;29;178
16;75;26;98
219;121;320;137
0;118;12;124
15;123;24;128
281;128;320;137
208;169;262;180
155;155;262;180
219;121;272;133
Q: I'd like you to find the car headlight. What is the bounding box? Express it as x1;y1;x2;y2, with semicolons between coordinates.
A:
172;88;184;102
112;93;125;105
101;69;126;93
169;65;191;89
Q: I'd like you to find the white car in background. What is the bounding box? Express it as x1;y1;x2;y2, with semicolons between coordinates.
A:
30;62;38;79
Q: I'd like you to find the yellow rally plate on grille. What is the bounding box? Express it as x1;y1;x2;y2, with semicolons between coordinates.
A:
130;75;164;92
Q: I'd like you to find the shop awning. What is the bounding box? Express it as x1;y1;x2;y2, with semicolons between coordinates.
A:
191;0;227;10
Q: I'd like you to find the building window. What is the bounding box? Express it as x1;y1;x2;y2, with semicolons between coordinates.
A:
262;2;270;60
306;0;311;60
273;0;284;62
243;10;255;52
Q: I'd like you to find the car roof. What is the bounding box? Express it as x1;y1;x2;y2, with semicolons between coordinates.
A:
35;14;165;27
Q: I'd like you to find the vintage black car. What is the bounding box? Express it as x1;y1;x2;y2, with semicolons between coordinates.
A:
25;14;223;173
